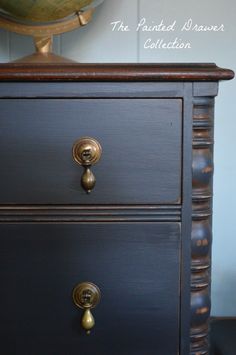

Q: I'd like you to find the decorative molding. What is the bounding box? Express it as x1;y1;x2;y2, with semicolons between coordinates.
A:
191;97;214;355
0;205;181;223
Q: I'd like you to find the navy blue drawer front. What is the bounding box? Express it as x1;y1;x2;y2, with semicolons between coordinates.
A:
0;223;180;355
0;98;182;205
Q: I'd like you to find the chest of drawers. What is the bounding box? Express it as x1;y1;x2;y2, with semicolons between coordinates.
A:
0;63;234;355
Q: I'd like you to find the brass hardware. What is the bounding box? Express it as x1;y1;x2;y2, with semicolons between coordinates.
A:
72;137;102;193
34;36;53;54
72;282;101;335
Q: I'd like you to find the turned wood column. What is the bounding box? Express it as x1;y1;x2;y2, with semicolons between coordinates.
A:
191;96;215;355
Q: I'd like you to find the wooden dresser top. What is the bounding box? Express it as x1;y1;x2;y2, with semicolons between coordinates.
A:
0;63;234;82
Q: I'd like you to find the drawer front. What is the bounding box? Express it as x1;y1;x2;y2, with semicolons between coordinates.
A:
0;223;180;355
0;99;182;204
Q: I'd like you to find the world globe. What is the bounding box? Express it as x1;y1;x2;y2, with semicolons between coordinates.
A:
0;0;104;62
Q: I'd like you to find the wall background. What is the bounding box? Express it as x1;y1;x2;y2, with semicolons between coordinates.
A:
0;0;235;316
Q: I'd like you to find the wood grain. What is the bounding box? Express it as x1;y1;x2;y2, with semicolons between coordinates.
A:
0;63;234;82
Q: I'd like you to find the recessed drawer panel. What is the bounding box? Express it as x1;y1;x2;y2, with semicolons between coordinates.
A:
0;99;182;204
0;223;180;355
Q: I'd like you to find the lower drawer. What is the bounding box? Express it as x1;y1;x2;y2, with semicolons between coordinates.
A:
0;223;180;355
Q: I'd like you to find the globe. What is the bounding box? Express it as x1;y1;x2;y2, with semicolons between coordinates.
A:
0;0;95;23
0;0;104;62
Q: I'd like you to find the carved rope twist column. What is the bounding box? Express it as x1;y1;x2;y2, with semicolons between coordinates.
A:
191;97;214;355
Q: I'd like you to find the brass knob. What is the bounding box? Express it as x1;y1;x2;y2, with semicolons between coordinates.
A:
72;137;102;193
72;282;101;335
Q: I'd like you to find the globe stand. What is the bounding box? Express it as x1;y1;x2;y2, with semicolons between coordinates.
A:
13;36;76;63
0;8;94;63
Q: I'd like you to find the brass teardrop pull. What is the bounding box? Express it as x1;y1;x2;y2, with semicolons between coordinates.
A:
81;167;96;194
72;282;101;335
81;309;95;334
72;137;102;193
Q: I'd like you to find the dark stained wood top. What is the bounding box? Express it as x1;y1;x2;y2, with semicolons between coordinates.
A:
0;63;234;82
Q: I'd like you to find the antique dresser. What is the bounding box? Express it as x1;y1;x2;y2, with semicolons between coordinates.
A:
0;63;234;355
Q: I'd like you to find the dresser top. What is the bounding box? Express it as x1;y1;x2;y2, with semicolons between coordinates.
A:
0;63;234;82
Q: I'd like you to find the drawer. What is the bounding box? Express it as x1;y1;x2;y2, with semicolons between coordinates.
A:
0;98;182;204
0;223;180;355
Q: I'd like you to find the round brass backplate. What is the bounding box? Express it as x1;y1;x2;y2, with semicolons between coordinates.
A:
72;137;102;166
72;282;101;310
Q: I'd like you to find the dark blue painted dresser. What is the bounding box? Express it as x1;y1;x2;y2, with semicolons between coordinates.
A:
0;63;234;355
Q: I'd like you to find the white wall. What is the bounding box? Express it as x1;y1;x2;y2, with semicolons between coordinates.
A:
0;0;235;316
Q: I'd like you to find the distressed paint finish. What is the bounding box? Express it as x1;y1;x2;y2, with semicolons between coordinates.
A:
191;95;215;355
0;64;233;355
0;2;235;327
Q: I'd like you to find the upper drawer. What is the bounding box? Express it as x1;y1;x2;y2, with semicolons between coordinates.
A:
0;99;182;205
